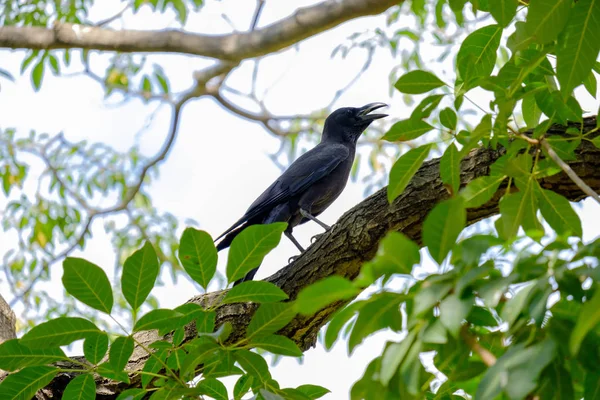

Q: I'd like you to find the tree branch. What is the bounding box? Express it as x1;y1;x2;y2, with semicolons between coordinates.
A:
0;0;400;60
24;116;599;397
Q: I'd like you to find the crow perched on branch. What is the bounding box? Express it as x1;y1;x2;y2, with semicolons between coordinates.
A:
215;103;388;285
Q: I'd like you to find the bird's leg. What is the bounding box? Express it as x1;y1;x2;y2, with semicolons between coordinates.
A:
285;231;305;253
300;209;331;230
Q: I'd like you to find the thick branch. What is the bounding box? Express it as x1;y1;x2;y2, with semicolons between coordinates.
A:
0;294;16;346
0;0;399;60
28;117;599;397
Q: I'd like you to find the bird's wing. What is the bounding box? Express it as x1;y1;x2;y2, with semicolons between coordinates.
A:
214;144;349;242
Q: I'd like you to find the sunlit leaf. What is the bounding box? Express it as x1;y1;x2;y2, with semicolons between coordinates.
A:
535;186;583;237
197;378;228;400
387;144;432;202
247;303;296;339
227;223;287;283
122;241;159;311
556;0;600;97
0;339;66;372
63;374;95;400
179;228;217;290
83;332;108;365
570;289;600;355
489;0;517;27
382;119;434;142
21;317;100;349
423;197;466;264
525;0;572;44
250;335;303;357
62;257;113;314
457;25;502;81
295;276;358;316
221;281;288;305
234;350;271;383
394;70;446;94
296;384;330;399
133;309;183;333
0;366;57;400
440;143;461;194
460;175;505;208
109;336;134;372
439;107;457;130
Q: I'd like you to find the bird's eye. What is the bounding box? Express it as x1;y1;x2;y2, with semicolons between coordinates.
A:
346;110;352;116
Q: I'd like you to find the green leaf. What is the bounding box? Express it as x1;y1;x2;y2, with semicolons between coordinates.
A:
570;288;600;355
423;197;466;264
387;144;432;202
457;25;502;81
122;241;159;311
348;292;404;353
63;374;95;400
96;363;130;384
226;222;287;283
380;329;418;385
324;301;364;350
20;317;100;349
250;335;302;357
221;281;288;305
440;294;473;337
295;276;358;316
197;378;228;400
583;70;598;97
247;303;296;339
460;175;505;208
179;228;217;290
296;384;330;399
499;181;540;239
522;93;542;129
142;348;167;388
83;332;108;365
181;343;219;378
363;232;420;282
109;336;134;371
62;257;113;314
439;107;457;130
585;371;600;400
410;94;444;119
525;0;572;44
500;282;535;326
117;389;147;400
133;309;183;333
440;143;461;194
234;350;271;383
489;0;517;27
557;0;600;97
382;119;434;142
535;187;582;237
394;70;446;94
234;375;253;400
0;339;66;371
31;59;44;91
0;366;57;400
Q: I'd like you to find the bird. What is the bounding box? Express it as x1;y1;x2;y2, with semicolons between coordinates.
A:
215;102;388;286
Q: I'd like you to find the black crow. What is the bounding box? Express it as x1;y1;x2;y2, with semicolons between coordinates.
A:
215;103;388;285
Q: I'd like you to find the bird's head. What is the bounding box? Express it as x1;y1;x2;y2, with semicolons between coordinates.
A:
322;102;388;143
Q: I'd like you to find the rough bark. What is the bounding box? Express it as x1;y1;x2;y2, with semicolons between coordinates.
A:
0;294;16;345
0;0;400;60
12;116;597;398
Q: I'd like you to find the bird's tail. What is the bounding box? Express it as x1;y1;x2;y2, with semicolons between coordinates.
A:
215;223;249;252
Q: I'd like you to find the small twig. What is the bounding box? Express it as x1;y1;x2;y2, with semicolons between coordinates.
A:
94;2;131;27
540;138;600;204
460;326;497;367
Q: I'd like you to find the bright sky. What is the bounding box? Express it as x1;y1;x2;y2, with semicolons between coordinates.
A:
0;0;599;398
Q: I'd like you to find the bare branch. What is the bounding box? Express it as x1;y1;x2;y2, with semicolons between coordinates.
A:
0;0;401;60
0;293;16;345
540;137;600;204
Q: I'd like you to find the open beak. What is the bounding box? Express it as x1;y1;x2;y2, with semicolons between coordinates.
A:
357;102;388;122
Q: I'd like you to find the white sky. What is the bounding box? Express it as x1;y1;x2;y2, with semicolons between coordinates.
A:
0;0;599;398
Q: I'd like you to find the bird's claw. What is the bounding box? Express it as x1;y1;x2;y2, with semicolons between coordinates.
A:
288;255;301;264
311;233;324;243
